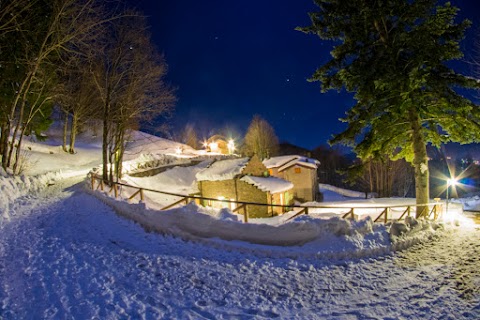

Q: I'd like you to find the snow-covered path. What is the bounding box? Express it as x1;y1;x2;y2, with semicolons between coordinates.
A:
1;182;479;319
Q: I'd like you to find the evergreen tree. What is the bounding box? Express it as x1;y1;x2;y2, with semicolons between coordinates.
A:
299;0;480;217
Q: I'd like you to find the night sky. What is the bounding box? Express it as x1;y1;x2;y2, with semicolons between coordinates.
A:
129;0;480;150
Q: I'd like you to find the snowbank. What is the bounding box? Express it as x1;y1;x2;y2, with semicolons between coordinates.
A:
88;188;456;260
452;195;480;211
0;169;90;225
196;157;249;181
320;183;374;199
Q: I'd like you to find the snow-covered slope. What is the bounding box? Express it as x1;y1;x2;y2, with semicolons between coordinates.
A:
0;173;479;319
0;128;479;319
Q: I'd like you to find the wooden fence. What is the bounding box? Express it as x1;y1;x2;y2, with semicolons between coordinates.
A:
90;174;444;224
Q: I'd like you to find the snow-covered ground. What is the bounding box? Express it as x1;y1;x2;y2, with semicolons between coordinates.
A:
0;129;479;319
1;173;479;319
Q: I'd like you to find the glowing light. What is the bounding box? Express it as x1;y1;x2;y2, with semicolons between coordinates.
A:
209;142;219;152
227;139;235;154
447;178;458;186
175;147;182;155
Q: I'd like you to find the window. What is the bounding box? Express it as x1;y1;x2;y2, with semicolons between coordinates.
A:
294;167;301;174
268;169;273;176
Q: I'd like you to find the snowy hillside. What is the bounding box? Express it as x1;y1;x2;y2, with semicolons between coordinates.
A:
0;129;479;319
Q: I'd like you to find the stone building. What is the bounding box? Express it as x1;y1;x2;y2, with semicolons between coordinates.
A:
263;155;320;202
195;155;293;218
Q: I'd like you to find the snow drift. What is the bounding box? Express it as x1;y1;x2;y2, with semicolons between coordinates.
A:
89;186;452;260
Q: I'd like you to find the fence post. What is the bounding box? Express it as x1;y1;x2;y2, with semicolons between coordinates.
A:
305;207;309;215
384;207;388;224
91;175;95;190
100;180;104;191
244;205;248;223
350;208;354;220
140;188;144;201
113;184;118;198
407;206;411;218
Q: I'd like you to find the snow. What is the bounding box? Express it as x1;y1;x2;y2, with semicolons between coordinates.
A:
263;154;320;171
196;157;250;181
124;130;198;160
240;175;293;193
320;183;373;199
452;195;480;211
121;160;212;208
1;173;479;319
0;129;479;319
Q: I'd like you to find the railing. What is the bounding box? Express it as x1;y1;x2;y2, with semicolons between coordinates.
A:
89;174;445;224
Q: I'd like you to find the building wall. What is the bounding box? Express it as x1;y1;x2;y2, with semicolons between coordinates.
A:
270;191;293;215
199;179;272;218
279;165;318;202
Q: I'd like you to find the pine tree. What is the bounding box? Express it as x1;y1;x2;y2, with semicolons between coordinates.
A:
299;0;480;217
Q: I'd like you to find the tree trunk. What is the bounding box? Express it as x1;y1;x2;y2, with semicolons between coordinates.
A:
12;124;27;174
7;100;25;168
63;110;69;152
69;112;78;154
102;100;110;182
0;123;9;167
409;108;429;218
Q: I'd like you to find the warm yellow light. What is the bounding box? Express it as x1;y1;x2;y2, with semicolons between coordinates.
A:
447;178;457;186
209;142;219;152
175;147;182;154
227;139;235;154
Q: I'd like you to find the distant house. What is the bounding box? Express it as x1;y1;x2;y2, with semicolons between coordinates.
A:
195;155;293;218
203;135;235;155
263;155;320;202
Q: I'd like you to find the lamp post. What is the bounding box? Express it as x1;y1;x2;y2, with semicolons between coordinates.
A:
446;178;457;213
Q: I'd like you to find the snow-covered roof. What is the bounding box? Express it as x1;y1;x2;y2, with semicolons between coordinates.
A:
240;176;293;194
263;155;320;172
196;158;250;181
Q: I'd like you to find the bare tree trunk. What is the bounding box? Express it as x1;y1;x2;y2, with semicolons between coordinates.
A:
116;129;125;179
0;124;9;164
102;99;110;182
7;100;25;168
1;121;10;170
63;110;69;152
368;161;373;198
69;111;78;154
409;108;429;218
12;124;27;174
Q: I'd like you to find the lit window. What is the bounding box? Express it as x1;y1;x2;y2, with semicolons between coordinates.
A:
295;167;301;174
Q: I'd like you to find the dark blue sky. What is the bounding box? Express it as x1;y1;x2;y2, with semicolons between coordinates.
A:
130;0;480;150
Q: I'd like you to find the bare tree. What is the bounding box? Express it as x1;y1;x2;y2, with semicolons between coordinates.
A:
0;0;111;173
243;115;279;160
56;61;102;154
91;13;175;182
348;156;414;198
179;123;198;149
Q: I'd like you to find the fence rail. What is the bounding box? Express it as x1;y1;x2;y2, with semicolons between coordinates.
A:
89;174;444;224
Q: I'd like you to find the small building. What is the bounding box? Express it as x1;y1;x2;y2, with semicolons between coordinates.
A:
196;155;293;218
203;135;235;155
263;155;320;202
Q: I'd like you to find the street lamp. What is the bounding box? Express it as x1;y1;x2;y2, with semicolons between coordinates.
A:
446;177;457;212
